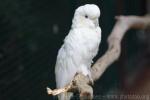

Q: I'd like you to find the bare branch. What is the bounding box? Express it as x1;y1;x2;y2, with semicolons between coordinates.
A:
91;15;150;81
47;15;150;100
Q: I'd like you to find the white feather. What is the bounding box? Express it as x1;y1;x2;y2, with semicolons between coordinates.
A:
55;4;101;100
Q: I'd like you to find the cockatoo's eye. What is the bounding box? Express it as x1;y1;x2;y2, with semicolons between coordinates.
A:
85;15;88;18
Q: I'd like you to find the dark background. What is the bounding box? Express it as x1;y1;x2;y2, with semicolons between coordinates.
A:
0;0;149;100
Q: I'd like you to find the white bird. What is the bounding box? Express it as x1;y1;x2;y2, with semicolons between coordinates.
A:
55;4;101;100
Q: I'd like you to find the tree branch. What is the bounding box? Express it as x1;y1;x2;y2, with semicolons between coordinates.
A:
47;15;150;99
91;15;150;80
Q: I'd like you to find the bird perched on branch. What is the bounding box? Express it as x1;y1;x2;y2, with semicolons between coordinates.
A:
55;4;101;100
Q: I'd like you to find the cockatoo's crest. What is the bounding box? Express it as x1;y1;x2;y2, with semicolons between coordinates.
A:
75;4;100;19
72;4;100;28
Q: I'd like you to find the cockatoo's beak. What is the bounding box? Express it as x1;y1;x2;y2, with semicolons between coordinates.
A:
94;19;99;27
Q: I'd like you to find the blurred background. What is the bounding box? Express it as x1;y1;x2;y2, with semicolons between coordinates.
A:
0;0;149;100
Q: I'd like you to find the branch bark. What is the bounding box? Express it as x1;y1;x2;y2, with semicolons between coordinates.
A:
91;15;150;81
47;15;150;99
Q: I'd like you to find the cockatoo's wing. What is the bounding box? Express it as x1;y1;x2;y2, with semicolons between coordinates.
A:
55;27;101;88
55;44;78;88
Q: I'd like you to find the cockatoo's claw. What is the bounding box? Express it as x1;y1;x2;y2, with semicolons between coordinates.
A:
87;75;94;85
47;87;52;94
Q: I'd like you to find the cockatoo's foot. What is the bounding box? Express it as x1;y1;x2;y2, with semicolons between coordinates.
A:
87;74;94;85
74;72;94;85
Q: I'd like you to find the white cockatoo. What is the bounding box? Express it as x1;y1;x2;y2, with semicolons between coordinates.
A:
55;4;101;100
